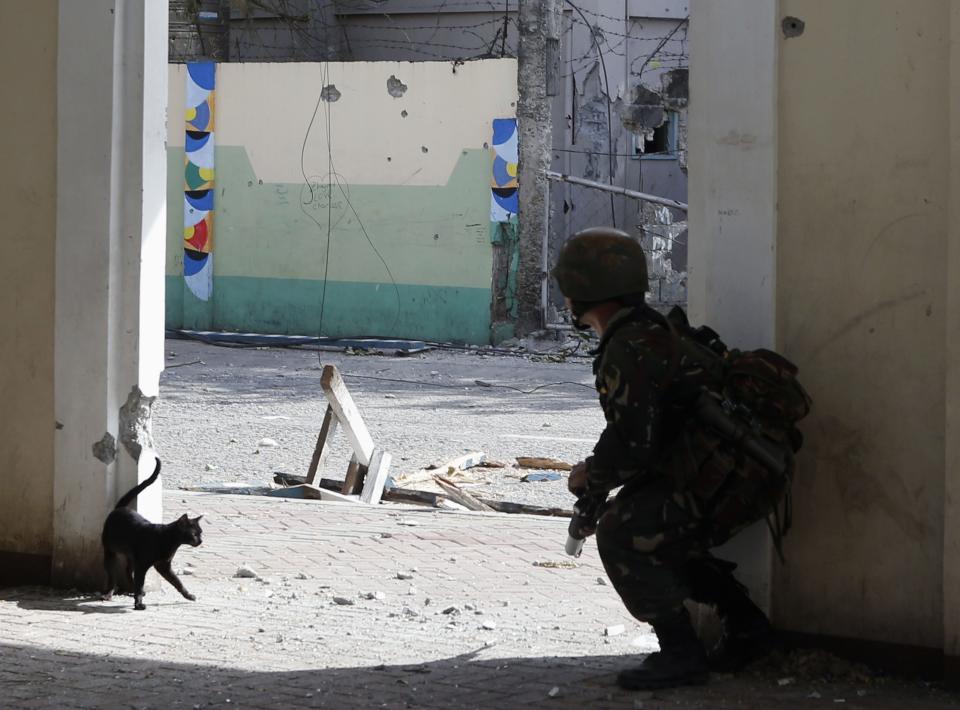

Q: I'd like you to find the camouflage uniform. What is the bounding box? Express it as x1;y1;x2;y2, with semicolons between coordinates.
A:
585;304;729;626
555;228;788;688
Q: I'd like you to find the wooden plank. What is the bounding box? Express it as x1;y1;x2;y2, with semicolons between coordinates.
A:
434;475;495;512
306;404;338;484
266;484;359;504
475;498;572;518
320;365;374;466
396;451;487;485
318;488;361;504
273;472;564;514
342;455;366;495
516;456;573;471
360;447;393;505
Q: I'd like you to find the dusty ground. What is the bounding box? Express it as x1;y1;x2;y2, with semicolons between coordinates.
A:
2;491;956;709
3;338;958;708
155;337;601;509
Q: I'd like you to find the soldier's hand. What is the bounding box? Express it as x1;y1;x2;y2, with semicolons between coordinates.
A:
568;461;588;495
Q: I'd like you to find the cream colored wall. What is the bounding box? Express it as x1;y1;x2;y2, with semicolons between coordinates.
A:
946;0;960;669
0;2;57;558
775;0;949;649
168;60;518;187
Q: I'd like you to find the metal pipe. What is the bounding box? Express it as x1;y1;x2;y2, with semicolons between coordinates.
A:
543;170;689;212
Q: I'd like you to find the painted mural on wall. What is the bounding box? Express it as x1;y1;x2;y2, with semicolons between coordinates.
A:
489;118;520;328
490;118;519;221
165;60;519;344
183;62;216;302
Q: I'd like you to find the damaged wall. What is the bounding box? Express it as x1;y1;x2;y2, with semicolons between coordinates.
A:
0;0;57;582
549;5;690;314
166;60;518;344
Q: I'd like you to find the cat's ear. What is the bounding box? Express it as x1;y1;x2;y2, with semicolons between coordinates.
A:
178;513;189;523
192;515;204;523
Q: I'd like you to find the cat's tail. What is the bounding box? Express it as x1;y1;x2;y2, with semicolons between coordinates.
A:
114;457;161;509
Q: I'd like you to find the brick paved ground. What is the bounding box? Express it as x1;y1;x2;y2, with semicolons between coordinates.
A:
1;492;957;709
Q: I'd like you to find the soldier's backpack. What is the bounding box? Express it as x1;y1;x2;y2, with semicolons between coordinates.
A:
657;306;813;561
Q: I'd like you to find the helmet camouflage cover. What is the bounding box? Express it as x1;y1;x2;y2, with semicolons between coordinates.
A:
552;227;649;302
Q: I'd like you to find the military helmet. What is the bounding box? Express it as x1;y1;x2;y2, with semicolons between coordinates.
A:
552;227;649;302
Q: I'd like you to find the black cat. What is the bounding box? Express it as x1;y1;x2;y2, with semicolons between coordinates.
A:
101;457;203;610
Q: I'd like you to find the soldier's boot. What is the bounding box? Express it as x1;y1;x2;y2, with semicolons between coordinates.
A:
684;558;775;673
617;608;710;691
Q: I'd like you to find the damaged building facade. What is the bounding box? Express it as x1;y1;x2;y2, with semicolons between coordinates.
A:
168;0;690;334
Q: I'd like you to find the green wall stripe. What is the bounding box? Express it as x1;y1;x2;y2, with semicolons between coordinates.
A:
166;275;491;344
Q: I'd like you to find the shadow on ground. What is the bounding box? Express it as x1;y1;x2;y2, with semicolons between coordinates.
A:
1;637;958;709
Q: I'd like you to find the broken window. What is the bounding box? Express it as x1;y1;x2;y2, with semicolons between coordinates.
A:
632;111;678;159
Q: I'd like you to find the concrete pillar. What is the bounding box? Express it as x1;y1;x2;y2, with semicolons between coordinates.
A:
517;0;562;335
946;1;960;683
0;1;58;585
52;0;168;588
687;0;780;611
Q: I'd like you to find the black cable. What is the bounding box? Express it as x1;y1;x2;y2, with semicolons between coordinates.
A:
339;372;594;395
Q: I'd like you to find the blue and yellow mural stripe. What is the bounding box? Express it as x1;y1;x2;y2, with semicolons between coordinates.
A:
184;62;216;302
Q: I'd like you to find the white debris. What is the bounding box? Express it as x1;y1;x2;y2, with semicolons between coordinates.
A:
234;565;259;579
605;624;626;637
808;692;822;699
397;520;419;527
385;394;397;399
596;577;608;586
442;606;461;615
481;621;497;630
777;677;795;686
296;572;309;580
407;586;418;595
360;591;385;601
548;687;560;698
181;569;194;576
332;596;355;606
204;463;217;471
403;607;420;618
257;438;279;448
396;572;415;580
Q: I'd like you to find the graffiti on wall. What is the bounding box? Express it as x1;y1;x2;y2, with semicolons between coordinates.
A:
184;62;216;302
490;118;519;222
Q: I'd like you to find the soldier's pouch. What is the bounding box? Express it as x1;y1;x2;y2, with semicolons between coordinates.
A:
660;421;737;502
660;419;792;539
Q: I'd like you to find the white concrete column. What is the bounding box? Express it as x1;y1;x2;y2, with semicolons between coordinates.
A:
53;0;168;588
687;0;780;611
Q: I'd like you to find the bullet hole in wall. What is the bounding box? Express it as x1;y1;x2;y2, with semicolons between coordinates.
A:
782;16;805;38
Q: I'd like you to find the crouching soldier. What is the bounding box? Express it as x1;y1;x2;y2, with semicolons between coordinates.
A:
554;228;810;690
